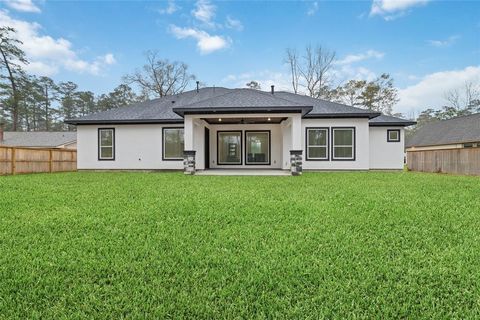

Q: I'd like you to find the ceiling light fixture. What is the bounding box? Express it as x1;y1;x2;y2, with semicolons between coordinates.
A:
267;117;271;121
218;118;222;122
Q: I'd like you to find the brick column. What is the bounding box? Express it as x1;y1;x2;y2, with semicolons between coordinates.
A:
183;150;196;175
290;150;303;176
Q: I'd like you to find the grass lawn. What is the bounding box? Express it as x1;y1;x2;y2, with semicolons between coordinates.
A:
1;171;479;318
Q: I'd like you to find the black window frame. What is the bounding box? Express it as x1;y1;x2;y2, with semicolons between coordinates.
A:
217;130;243;165
305;127;329;161
162;127;185;161
98;128;115;161
331;127;356;161
245;130;271;165
387;129;401;142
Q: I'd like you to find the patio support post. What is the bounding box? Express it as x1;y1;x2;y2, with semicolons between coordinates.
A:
183;115;196;174
290;114;303;176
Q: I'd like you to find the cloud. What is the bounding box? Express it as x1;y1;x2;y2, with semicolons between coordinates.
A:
395;65;480;114
221;70;294;92
5;0;40;13
336;50;385;65
427;35;460;47
307;1;319;16
170;25;230;54
192;0;216;25
225;16;243;31
158;0;179;15
370;0;429;20
0;10;115;76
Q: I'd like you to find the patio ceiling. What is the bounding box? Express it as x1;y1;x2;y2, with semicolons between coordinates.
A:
202;117;287;124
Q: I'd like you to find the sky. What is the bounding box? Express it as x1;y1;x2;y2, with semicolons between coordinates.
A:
0;0;479;116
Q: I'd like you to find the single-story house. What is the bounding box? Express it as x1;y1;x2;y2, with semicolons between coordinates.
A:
406;113;480;151
65;86;415;175
0;131;77;149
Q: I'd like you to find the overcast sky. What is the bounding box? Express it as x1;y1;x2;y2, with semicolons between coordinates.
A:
1;0;479;116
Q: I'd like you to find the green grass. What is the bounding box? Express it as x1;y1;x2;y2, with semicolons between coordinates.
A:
0;171;479;319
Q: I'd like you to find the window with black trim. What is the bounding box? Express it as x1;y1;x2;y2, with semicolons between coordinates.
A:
332;127;355;160
98;128;115;160
306;127;329;160
218;131;242;165
245;131;270;165
387;129;400;142
163;128;184;160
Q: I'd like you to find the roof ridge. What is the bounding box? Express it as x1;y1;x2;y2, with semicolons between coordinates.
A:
251;88;311;107
175;88;235;108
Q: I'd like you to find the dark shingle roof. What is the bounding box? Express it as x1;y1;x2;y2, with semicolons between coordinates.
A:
65;87;411;125
369;114;416;126
0;132;76;147
406;113;480;147
274;91;380;119
173;89;312;116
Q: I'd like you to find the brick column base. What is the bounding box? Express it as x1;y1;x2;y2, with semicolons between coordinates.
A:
183;150;196;175
290;150;303;176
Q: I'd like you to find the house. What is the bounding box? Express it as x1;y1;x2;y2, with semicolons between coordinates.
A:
406;113;480;151
65;86;415;175
406;113;480;176
0;131;77;149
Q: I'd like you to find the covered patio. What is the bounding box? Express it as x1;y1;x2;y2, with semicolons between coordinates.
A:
181;112;304;175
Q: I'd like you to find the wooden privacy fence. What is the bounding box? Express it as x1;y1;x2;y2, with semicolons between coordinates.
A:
0;146;77;175
407;148;480;176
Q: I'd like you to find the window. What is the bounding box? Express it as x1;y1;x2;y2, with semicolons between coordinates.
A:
163;128;184;160
98;128;115;160
306;128;329;160
218;131;242;165
387;129;400;142
246;131;270;165
332;127;355;160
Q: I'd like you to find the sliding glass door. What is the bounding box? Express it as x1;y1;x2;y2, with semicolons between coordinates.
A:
217;131;242;165
245;131;270;165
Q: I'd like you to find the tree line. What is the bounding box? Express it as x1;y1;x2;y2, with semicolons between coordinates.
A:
1;26;478;133
0;28;196;131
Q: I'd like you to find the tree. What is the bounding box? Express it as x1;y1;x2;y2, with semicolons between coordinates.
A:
0;27;28;131
284;45;336;99
328;74;398;115
37;76;59;131
58;81;78;130
123;51;195;99
245;81;261;90
284;48;300;94
444;81;480;114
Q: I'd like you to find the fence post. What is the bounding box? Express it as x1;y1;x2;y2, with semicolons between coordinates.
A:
11;147;16;175
49;149;53;173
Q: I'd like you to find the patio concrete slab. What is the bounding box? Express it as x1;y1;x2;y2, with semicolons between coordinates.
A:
195;169;291;176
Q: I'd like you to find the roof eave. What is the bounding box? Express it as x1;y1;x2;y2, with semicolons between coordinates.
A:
64;119;184;125
304;112;381;119
369;121;417;127
173;106;313;117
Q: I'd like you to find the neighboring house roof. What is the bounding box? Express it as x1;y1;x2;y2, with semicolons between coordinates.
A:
0;132;77;148
64;87;411;126
406;113;480;147
369;114;416;126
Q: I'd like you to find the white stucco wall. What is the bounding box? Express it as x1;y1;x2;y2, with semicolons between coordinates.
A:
77;124;184;170
369;127;405;169
301;118;370;170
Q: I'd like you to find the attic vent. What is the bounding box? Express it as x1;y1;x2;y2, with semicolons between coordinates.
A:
171;100;175;104
271;85;275;94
